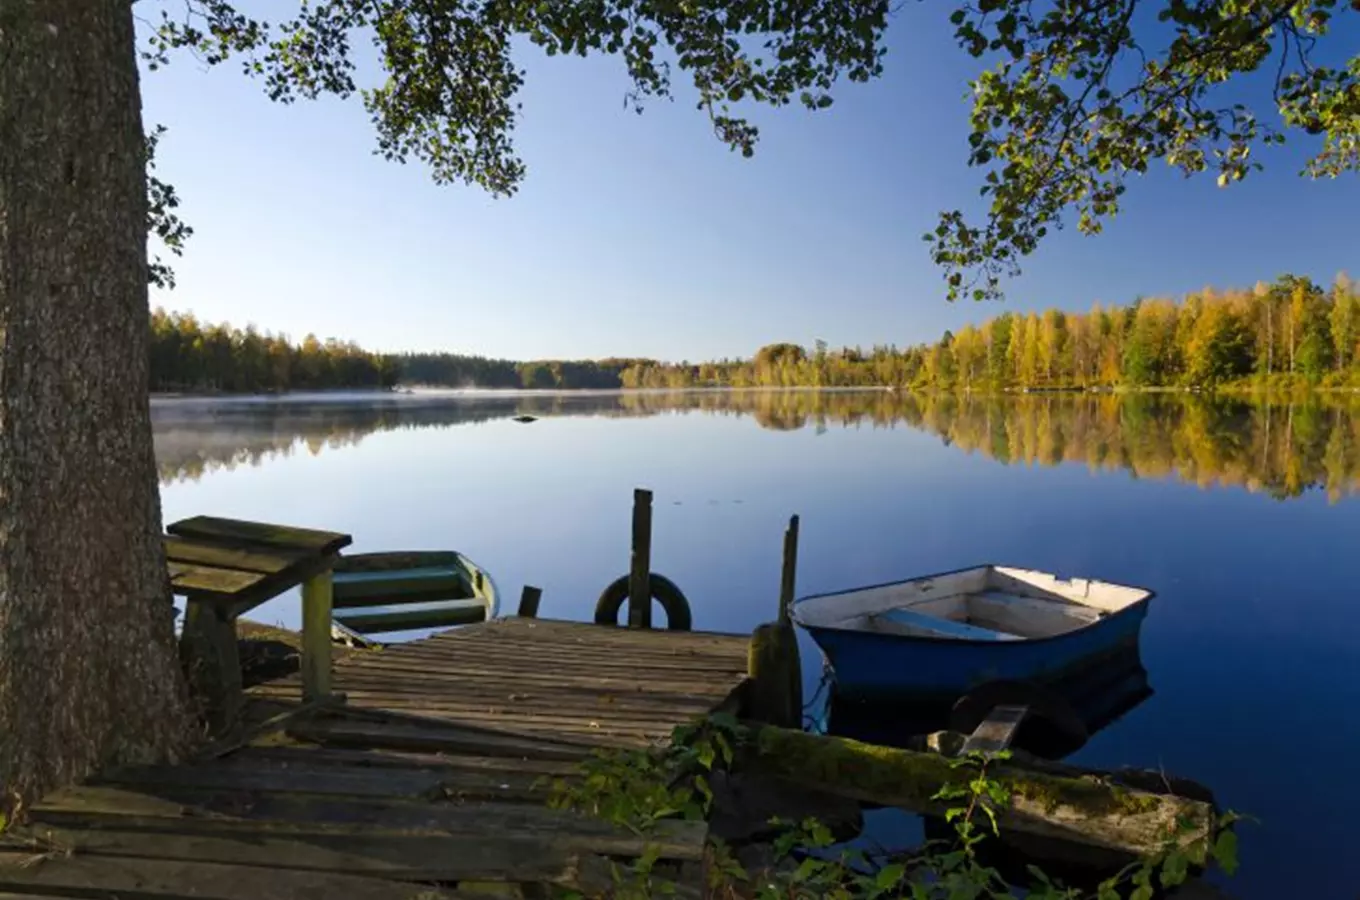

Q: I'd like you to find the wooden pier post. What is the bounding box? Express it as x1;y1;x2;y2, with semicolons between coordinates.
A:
747;622;802;728
747;514;805;727
778;514;799;623
628;488;654;629
518;585;543;618
300;569;335;702
179;604;243;734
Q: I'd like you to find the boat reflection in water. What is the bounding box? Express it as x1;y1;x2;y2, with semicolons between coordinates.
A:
821;638;1154;760
812;621;1212;888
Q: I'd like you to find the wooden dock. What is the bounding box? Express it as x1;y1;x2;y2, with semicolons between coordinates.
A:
0;618;753;899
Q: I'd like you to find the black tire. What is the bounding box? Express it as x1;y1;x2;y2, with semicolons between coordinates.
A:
594;573;693;631
949;679;1089;759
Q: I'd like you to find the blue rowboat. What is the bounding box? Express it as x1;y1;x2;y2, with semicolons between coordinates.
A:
791;565;1153;704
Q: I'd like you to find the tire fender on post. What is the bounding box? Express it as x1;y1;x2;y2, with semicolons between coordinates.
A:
594;573;693;631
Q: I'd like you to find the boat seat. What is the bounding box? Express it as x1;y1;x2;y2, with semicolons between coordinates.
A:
331;560;483;635
333;598;488;634
871;607;1022;641
333;565;471;604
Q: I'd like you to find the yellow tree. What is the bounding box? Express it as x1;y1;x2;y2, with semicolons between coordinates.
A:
1098;306;1126;385
1019;313;1042;386
1330;273;1357;374
953;324;985;390
1253;280;1275;377
1038;309;1066;385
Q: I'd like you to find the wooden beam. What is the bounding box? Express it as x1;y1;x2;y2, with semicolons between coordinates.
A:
3;825;619;890
0;852;469;900
628;488;653;629
961;704;1030;756
301;567;335;702
747;725;1217;864
194;693;345;761
167;516;353;556
778;514;800;623
28;793;707;860
287;719;597;762
168;561;264;598
746;622;802;728
178;602;242;735
164;535;305;575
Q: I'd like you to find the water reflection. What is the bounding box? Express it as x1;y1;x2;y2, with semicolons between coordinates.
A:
821;640;1154;760
153;389;1360;502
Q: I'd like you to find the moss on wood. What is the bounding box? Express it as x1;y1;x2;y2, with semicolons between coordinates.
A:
748;725;1215;863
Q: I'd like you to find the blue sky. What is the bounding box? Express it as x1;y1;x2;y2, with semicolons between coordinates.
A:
140;10;1360;362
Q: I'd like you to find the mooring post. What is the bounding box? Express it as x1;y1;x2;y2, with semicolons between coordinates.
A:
747;514;805;726
747;621;803;728
628;488;654;628
518;585;543;619
779;514;800;623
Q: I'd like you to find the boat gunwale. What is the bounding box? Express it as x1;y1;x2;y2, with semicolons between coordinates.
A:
789;563;1155;648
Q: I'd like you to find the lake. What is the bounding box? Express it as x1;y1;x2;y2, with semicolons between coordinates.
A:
153;389;1360;897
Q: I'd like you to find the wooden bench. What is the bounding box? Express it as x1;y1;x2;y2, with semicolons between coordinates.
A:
165;516;352;732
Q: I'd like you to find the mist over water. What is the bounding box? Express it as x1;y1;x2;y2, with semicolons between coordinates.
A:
153;389;1360;898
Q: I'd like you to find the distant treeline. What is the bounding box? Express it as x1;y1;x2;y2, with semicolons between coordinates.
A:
151;272;1358;394
394;353;657;390
620;273;1360;391
149;308;656;392
150;308;400;393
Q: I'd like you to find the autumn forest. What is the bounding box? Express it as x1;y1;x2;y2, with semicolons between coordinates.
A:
150;273;1358;394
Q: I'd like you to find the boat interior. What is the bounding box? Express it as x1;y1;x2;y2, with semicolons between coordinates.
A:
331;553;494;636
793;566;1150;641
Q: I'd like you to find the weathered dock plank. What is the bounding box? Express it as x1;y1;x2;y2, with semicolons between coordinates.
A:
6;825;611;886
1;616;749;897
251;618;751;753
0;852;469;900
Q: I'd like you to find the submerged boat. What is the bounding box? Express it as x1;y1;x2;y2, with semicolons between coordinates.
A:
791;565;1153;703
330;550;498;644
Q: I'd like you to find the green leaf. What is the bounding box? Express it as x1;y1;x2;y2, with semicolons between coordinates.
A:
876;863;906;890
1160;851;1190;887
792;856;824;882
1213;829;1240;876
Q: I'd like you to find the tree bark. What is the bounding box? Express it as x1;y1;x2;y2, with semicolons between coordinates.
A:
0;0;192;813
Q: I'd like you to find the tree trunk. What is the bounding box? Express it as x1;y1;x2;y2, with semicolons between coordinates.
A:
0;0;192;813
1265;301;1272;376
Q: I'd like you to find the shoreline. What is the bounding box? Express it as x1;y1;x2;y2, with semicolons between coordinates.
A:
148;383;1360;401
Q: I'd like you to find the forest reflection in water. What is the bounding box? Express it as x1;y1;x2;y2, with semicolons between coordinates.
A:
152;389;1360;502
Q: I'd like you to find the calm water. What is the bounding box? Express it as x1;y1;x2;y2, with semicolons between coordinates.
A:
153;389;1360;897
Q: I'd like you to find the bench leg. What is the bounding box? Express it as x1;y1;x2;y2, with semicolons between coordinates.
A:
180;601;242;734
301;568;334;702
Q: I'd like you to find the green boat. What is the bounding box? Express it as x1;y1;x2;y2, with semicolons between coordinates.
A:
330;550;499;645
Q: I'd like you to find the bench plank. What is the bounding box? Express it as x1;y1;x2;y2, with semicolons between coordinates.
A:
166;535;307;576
168;516;352;556
169;561;265;597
